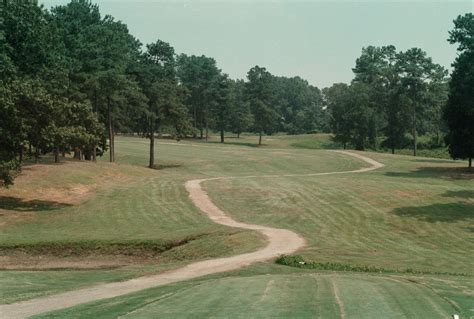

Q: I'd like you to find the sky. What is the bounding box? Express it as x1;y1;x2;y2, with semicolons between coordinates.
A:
40;0;473;88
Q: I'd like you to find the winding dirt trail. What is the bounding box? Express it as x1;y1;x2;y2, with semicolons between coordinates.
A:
0;150;383;319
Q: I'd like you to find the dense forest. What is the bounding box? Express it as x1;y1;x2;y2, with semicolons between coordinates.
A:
1;0;473;186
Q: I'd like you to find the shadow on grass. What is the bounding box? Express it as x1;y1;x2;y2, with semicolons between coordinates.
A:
0;196;71;212
150;163;182;170
385;166;474;180
412;158;457;163
206;140;260;148
392;202;473;223
442;190;474;199
22;158;69;167
290;141;342;150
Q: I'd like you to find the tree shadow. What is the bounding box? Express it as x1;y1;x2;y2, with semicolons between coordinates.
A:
0;196;72;212
385;166;473;180
412;159;456;164
207;141;260;148
392;202;473;223
442;190;474;199
150;163;182;170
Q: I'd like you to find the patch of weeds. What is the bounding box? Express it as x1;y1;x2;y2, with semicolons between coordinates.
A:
150;162;182;170
275;255;468;277
0;235;206;257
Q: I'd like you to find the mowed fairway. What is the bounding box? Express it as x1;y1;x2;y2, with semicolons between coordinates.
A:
207;151;474;275
32;272;462;319
0;136;360;304
1;135;473;318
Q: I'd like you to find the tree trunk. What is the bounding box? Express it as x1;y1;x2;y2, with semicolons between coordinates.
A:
343;142;346;150
54;147;59;163
193;105;197;138
391;146;395;155
35;144;39;163
199;115;203;139
92;146;96;162
19;145;23;163
237;132;240;138
107;96;114;162
469;157;472;168
258;132;262;145
74;149;81;160
205;119;209;142
149;121;155;169
220;126;224;143
413;106;417;157
28;143;32;157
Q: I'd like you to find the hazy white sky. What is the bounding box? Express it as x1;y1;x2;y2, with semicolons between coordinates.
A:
40;0;473;88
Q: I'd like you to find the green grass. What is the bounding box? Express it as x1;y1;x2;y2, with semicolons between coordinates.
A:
206;151;473;275
184;132;452;158
32;266;469;319
1;134;472;318
0;135;359;303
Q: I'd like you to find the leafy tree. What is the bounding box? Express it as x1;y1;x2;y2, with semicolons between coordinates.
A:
176;54;220;139
444;13;474;168
273;76;324;134
51;0;143;162
353;45;397;150
209;73;232;143
0;84;22;186
324;83;373;150
246;66;279;145
396;48;447;156
228;80;253;138
138;40;191;168
323;83;352;149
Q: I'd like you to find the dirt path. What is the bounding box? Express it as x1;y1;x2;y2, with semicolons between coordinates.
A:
0;151;383;319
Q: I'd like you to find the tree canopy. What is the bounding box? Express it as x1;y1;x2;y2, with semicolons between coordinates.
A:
444;13;474;167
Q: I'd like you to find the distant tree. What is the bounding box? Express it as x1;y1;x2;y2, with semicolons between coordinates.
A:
353;45;397;150
323;83;352;149
273;76;324;134
324;83;373;150
228;80;253;138
138;40;191;168
396;48;447;156
246;66;279;145
176;54;220;139
444;13;474;168
51;1;144;162
209;73;232;143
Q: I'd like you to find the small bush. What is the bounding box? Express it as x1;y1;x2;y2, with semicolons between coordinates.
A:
275;255;467;276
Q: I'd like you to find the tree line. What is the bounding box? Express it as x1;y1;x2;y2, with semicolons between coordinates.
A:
0;0;327;185
325;13;473;167
1;1;472;186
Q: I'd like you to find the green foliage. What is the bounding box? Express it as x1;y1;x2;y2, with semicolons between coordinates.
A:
327;45;448;154
444;13;474;167
324;82;374;150
246;66;280;143
228;79;253;137
276;255;467;276
176;54;221;138
0;237;203;257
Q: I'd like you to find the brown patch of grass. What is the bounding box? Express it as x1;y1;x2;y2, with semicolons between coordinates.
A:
0;161;136;208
